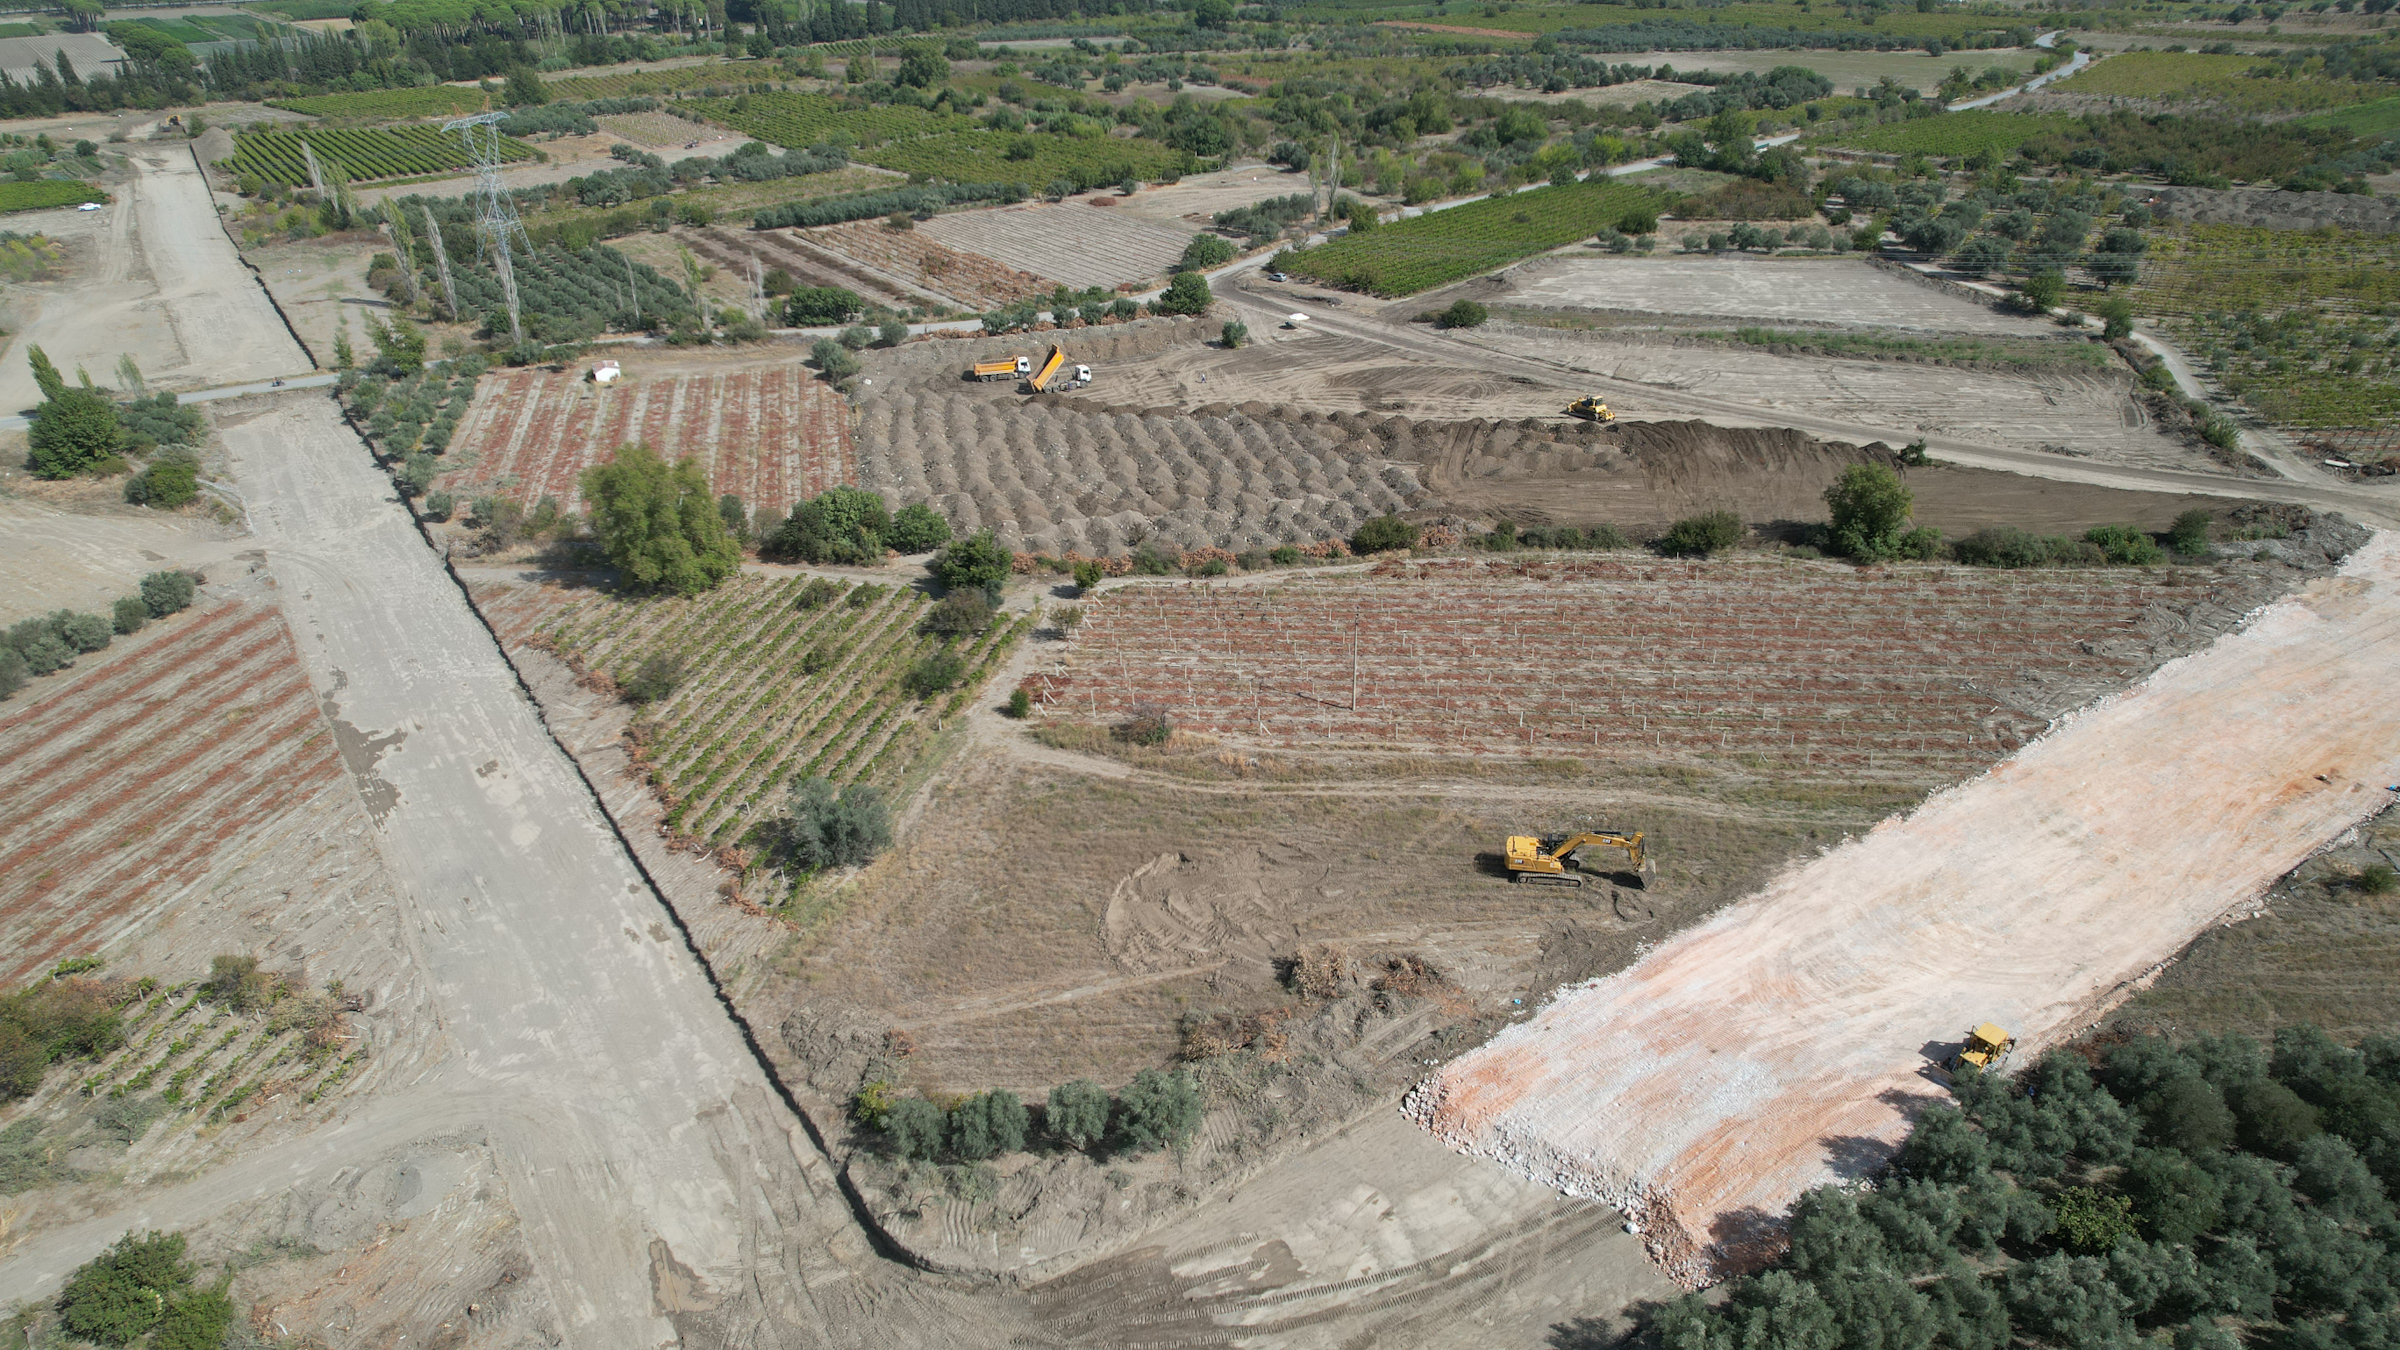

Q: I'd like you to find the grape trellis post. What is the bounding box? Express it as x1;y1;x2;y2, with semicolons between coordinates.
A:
444;111;533;345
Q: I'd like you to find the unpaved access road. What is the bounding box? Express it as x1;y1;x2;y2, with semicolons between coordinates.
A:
0;145;308;414
1408;532;2400;1285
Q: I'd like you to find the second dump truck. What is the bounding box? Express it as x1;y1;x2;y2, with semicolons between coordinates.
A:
1026;344;1092;393
971;355;1030;382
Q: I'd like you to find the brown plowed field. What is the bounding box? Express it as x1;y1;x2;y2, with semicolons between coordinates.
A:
1029;556;2297;782
1406;533;2400;1285
0;599;345;986
438;362;853;518
807;220;1055;311
918;200;1196;292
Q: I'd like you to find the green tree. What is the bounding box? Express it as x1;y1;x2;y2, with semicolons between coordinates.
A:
502;65;548;106
1435;298;1488;329
810;337;860;380
1178;233;1235;272
877;318;909;348
57;1231;191;1345
2017;268;2065;313
766;487;891;565
1351;514;1419;553
895;47;949;88
2049;1186;2138;1253
0;647;25;700
1193;0;1233;26
1112;1068;1202;1153
1220;319;1247;348
139;570;195;618
1154;271;1214;316
1047;1079;1110;1149
2084;524;2163;565
2166;509;2212;556
922;590;993;637
125;458;198;507
949;1089;1028;1160
931;529;1011;591
1071;559;1103;593
1824;463;1915;560
1618;205;1659;236
60;611;111;653
580;443;741;595
764;776;890;871
153;1281;235;1350
27;386;123;478
622;652;684;704
26;343;65;400
1005;686;1032;718
2095;295;2135;340
111;596;148;636
1656;510;1744;557
887;502;952;553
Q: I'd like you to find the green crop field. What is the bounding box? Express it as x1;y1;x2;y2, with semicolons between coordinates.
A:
494;574;1029;855
227;124;533;186
1822;110;2071;158
247;0;359;17
1279;177;1666;296
2052;50;2374;114
861;129;1182;187
268;86;500;120
2294;95;2400;141
0;180;104;213
0;22;44;37
689;91;973;149
2131;224;2400;433
545;62;761;102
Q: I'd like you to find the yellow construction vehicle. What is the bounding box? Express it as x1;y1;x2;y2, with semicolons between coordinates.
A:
970;355;1029;382
1939;1023;2016;1078
1504;831;1645;887
1567;396;1614;422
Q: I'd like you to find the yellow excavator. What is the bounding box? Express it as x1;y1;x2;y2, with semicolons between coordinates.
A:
1505;831;1645;887
1567;396;1614;422
1939;1023;2016;1079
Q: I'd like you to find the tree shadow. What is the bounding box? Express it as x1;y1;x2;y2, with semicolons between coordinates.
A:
1706;1205;1789;1274
1547;1316;1626;1350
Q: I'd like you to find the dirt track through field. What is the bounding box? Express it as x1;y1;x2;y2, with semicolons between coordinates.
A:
1407;532;2400;1284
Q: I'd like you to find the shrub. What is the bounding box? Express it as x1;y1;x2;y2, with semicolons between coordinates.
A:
124;458;199;507
142;566;196;614
57;1231;192;1346
763;776;891;871
1351;514;1419;554
887;502;952;553
60;611;112;653
923;590;993;638
950;1089;1029;1160
2084;524;2164;565
1268;545;1301;565
201;954;274;1011
2050;1185;2139;1253
1655;510;1743;557
1220;319;1247;348
0;978;123;1099
1071;559;1103;592
1618;205;1659;235
421;489;455;522
783;286;864;326
883;1096;944;1160
930;529;1011;590
622;652;684;703
2353;863;2400;896
1047;1079;1111;1149
2167;508;2212;556
1005;686;1032;718
2095;295;2135;341
766;486;892;565
1824;463;1916;561
1116;704;1172;746
796;577;845;609
1953;527;2098;568
1112;1067;1203;1153
151;1281;234;1350
1434;298;1488;329
0;647;25;700
904;650;968;698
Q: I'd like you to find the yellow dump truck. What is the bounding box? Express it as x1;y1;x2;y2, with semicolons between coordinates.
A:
1028;345;1068;392
1026;345;1092;393
971;355;1029;382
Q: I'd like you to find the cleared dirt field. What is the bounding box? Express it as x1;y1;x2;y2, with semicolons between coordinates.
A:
919;199;1199;292
1100;163;1308;229
597;110;740;150
807;218;1054;310
0;597;349;986
1030;555;2299;783
1459;322;2225;474
1408;532;2400;1284
1587;47;2044;95
0;497;253;627
438;358;852;517
1493;258;2051;334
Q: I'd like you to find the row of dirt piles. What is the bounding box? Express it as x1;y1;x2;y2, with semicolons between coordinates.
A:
2146;184;2400;236
1405;529;2400;1288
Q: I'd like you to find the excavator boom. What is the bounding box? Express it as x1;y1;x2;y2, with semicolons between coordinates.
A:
1502;830;1645;886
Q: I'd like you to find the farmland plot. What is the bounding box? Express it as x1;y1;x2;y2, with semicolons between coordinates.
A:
918;200;1199;291
438;364;853;517
226;125;534;187
0;599;348;986
472;573;1025;849
1029;557;2286;783
807;219;1054;310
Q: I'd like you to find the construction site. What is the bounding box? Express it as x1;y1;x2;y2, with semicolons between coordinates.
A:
5;46;2400;1350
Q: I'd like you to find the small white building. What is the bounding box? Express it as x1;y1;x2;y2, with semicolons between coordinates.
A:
591;359;621;384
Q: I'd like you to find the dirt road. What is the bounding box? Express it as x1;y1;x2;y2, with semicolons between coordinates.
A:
1407;532;2400;1283
0;146;308;413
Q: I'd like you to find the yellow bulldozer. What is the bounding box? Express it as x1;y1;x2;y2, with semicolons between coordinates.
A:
1567;396;1614;422
1504;831;1645;887
1938;1023;2016;1079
